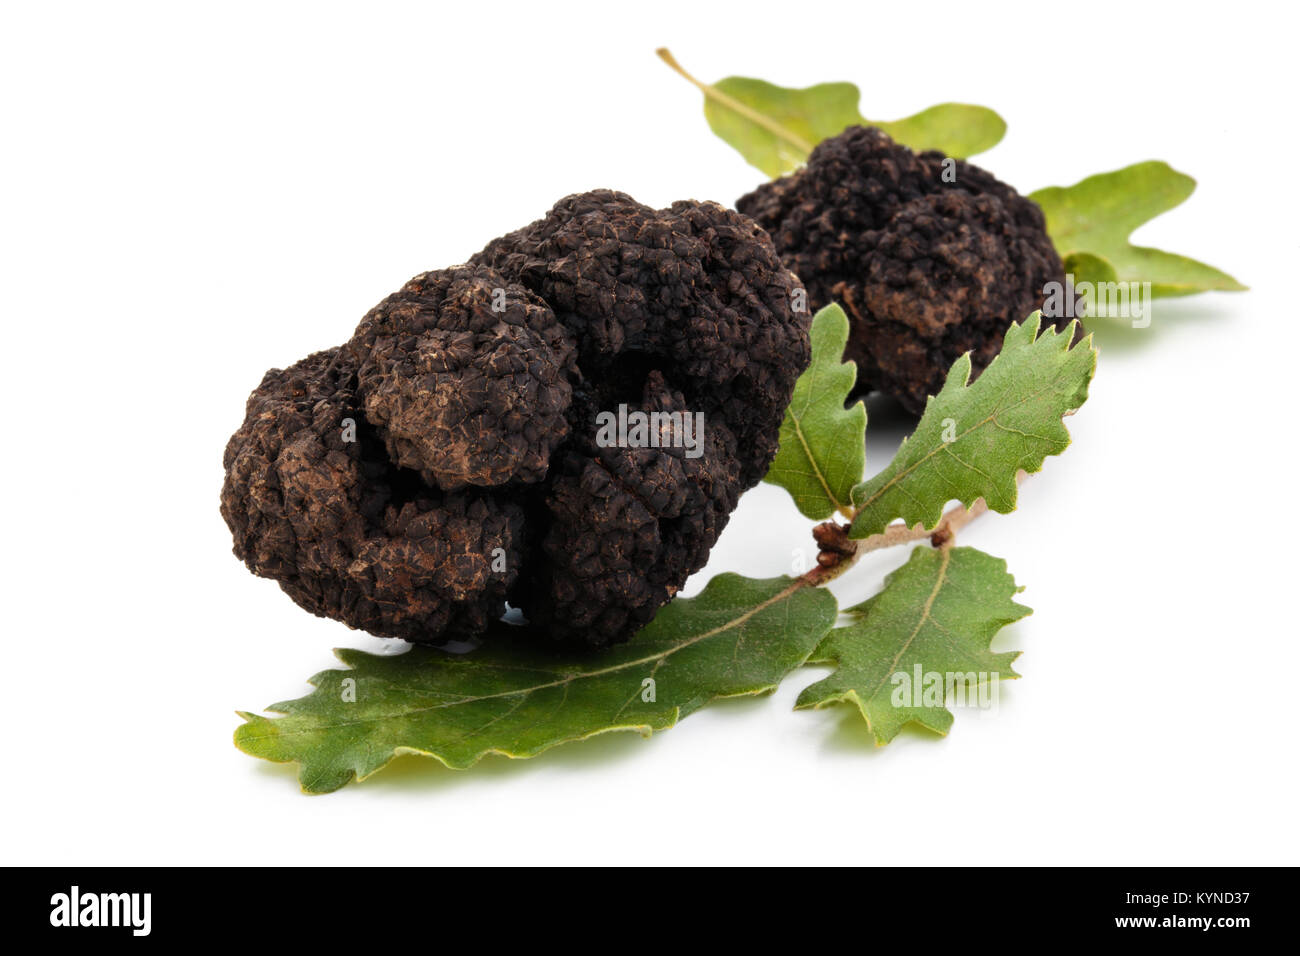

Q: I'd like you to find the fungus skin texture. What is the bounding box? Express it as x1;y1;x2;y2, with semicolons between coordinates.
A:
351;265;577;490
221;191;809;647
220;347;526;643
737;126;1068;415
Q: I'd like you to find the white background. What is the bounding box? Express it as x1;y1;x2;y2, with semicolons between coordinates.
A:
3;1;1295;866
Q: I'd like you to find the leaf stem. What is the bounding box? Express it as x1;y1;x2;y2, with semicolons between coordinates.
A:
800;497;990;590
802;469;1031;591
655;48;814;156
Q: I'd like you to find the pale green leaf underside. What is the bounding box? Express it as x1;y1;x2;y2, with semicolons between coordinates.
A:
702;75;1005;177
236;574;837;793
849;313;1096;539
873;105;1007;166
797;546;1030;744
763;304;866;519
1029;161;1246;298
706;78;860;177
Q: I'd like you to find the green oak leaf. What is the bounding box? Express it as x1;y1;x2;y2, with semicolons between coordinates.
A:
236;574;837;793
849;313;1095;539
797;546;1030;744
657;48;1005;177
873;106;1007;165
1029;161;1246;299
764;304;866;520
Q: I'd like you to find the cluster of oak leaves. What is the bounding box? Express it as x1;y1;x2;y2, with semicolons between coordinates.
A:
229;56;1242;792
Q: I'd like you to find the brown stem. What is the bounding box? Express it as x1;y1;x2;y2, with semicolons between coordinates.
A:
798;468;1029;594
799;497;991;589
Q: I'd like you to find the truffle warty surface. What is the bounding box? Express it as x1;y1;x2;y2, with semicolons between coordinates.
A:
221;190;811;648
738;125;1067;414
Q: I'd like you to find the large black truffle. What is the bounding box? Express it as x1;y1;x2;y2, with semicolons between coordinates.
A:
349;265;578;490
737;126;1067;414
220;346;527;644
221;191;809;647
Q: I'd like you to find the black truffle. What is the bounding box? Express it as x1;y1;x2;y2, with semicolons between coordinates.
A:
220;347;526;643
737;126;1067;414
350;265;578;490
221;191;809;647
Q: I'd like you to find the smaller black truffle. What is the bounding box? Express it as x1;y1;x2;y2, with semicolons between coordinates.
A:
737;126;1068;414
